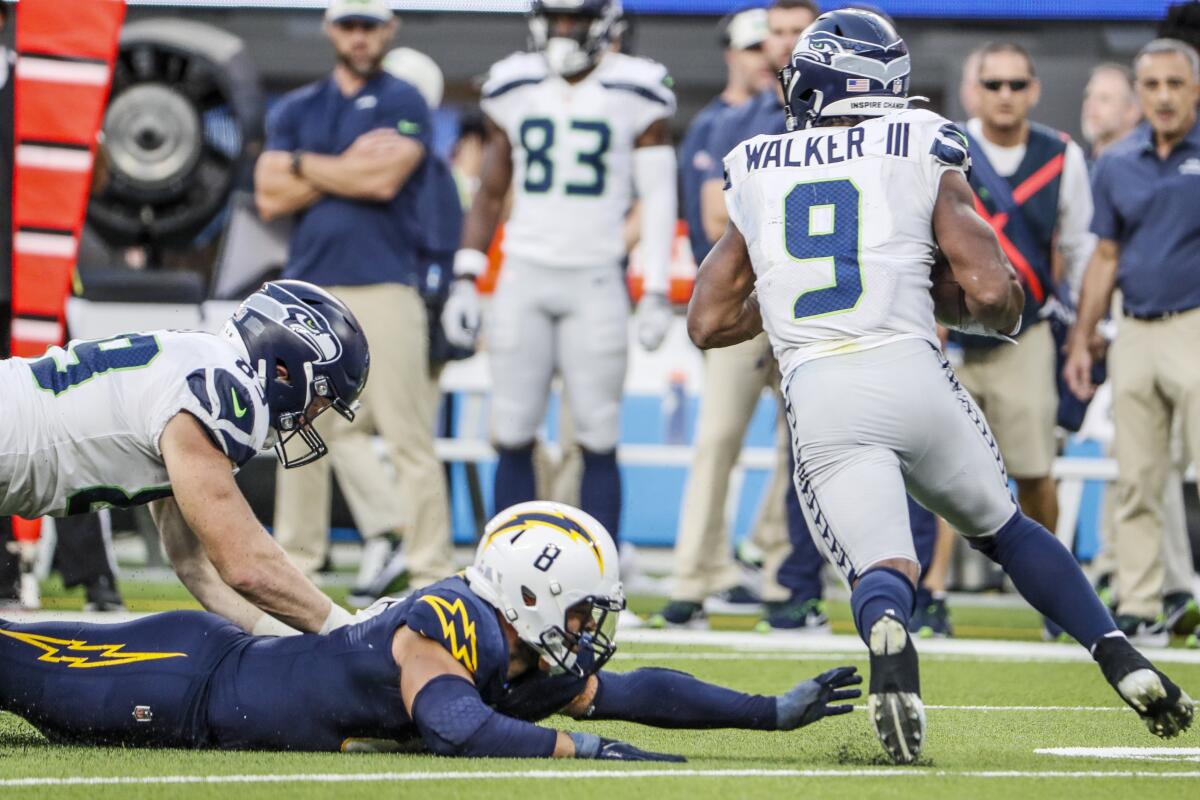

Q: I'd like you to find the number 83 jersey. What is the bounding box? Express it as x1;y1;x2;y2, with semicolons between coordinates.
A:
0;330;270;518
722;109;972;379
481;50;676;270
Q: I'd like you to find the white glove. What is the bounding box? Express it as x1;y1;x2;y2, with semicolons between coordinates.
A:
944;315;1021;345
636;291;673;351
352;595;404;625
441;278;482;350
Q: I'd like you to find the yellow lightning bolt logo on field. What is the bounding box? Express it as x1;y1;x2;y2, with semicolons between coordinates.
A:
419;595;478;674
0;629;187;669
485;509;606;574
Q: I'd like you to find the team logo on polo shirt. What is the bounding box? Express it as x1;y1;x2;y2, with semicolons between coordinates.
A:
355;95;378;110
1179;157;1200;176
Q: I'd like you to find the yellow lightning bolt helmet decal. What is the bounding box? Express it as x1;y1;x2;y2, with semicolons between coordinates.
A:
419;595;478;674
483;509;605;574
0;629;187;669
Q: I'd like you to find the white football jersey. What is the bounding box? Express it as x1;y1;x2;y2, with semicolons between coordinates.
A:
0;330;270;518
722;108;972;379
481;50;676;270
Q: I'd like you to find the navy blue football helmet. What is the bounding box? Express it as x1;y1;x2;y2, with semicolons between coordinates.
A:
224;280;370;468
779;9;913;131
529;0;623;77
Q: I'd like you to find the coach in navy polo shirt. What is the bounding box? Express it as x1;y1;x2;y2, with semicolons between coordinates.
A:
1065;38;1200;644
254;0;453;593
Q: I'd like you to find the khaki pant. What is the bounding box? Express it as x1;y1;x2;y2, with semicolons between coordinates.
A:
273;283;453;586
1094;417;1195;597
671;333;791;603
955;321;1057;479
1110;307;1200;619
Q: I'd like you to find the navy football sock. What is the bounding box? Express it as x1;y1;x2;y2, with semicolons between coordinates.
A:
493;444;536;513
970;510;1116;650
580;448;622;544
851;567;916;646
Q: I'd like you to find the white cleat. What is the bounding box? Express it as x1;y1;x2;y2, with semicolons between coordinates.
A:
867;612;926;764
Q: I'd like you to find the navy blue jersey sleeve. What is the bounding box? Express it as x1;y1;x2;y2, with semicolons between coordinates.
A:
405;591;482;677
1089;153;1120;240
703;105;743;183
378;79;433;150
264;93;302;152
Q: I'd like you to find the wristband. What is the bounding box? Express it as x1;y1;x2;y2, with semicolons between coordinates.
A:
319;601;355;634
568;731;601;759
290;150;305;177
251;613;301;637
453;249;488;279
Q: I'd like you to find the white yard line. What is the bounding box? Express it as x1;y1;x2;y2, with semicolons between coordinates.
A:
1;769;1199;787
618;629;1200;665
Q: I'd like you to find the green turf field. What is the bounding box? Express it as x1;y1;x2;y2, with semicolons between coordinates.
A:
2;581;1197;799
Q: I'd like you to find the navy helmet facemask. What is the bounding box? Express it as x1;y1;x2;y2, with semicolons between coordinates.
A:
779;9;918;132
529;0;623;77
223;280;370;469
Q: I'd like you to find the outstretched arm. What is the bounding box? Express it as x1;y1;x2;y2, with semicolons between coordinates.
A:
561;666;861;731
687;221;762;349
394;627;682;761
160;412;349;634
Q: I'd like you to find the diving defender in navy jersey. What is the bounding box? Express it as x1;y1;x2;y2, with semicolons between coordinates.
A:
0;502;861;759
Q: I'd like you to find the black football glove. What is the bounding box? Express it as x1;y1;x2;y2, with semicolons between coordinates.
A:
775;666;863;730
570;732;686;762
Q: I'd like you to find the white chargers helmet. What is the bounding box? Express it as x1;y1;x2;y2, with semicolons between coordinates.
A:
465;501;625;677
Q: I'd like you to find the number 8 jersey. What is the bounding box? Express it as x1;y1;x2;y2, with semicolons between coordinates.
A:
722;108;972;379
480;50;676;270
0;330;270;517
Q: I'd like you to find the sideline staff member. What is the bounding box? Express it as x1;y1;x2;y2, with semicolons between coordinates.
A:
1065;38;1200;644
255;0;453;587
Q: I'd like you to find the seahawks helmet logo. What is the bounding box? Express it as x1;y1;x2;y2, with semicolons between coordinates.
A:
241;292;342;365
795;31;910;88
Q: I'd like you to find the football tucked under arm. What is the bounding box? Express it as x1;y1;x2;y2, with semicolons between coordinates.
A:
930;248;1019;342
930;248;969;329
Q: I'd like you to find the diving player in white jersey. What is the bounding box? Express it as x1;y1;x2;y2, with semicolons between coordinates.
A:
0;280;369;637
688;10;1194;764
440;0;677;544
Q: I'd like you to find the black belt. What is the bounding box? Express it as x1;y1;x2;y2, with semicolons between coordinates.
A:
1124;306;1198;321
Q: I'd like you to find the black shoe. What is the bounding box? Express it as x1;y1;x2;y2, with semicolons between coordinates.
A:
867;612;926;764
1163;592;1200;636
83;575;126;612
1115;614;1168;648
703;585;763;615
756;598;831;633
1093;633;1194;738
909;596;953;639
648;601;707;629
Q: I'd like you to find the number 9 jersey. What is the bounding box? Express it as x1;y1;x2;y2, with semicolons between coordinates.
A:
722;108;972;379
0;330;270;517
480;50;676;269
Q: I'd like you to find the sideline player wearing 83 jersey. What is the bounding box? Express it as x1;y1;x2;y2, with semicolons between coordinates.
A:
0;280;369;638
690;9;1193;765
442;0;678;543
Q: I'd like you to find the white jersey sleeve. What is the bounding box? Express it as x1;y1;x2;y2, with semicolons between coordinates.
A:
479;52;549;134
595;52;677;135
723;109;962;377
145;335;271;469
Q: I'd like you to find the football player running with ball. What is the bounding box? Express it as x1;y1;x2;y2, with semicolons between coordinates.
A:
441;0;677;545
688;9;1194;764
0;280;369;637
